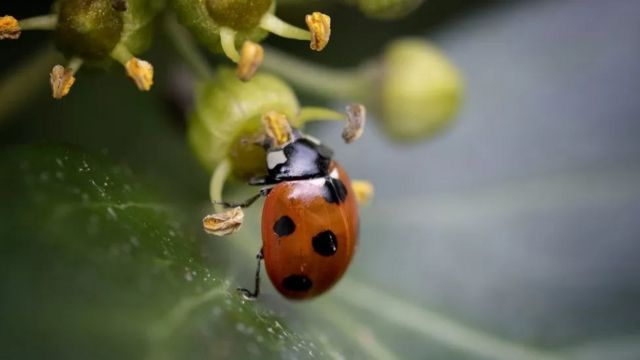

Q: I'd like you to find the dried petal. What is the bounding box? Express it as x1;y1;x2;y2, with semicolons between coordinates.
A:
237;41;264;82
0;15;20;40
125;58;154;91
351;180;374;205
305;12;330;51
50;65;76;99
343;103;366;143
262;111;293;147
203;207;244;236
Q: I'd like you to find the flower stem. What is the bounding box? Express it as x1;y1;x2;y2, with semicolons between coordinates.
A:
164;15;214;80
210;159;231;212
110;43;133;65
18;14;58;31
259;13;309;40
297;106;346;124
261;46;367;100
219;27;240;63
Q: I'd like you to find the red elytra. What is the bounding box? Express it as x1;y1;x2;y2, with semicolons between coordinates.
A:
261;161;359;299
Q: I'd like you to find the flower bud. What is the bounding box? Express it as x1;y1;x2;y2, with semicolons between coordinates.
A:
375;38;463;140
54;0;124;59
350;0;423;19
172;0;270;54
206;0;273;31
187;68;301;179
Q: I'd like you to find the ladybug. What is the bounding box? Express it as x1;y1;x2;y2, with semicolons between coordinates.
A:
220;126;359;300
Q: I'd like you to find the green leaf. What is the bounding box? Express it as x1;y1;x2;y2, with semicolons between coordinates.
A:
0;145;323;359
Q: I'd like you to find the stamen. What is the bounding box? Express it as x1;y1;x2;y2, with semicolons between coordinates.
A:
351;180;374;205
49;58;82;99
219;27;240;63
18;14;58;31
125;58;154;91
203;207;244;236
259;13;309;40
305;12;331;51
0;16;20;40
343;103;366;143
262;111;293;147
111;43;154;91
237;41;264;82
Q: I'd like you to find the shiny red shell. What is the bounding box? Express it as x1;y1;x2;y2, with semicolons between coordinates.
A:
261;162;359;299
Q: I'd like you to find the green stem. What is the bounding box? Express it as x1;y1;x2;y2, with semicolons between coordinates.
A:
219;27;240;63
67;57;83;73
164;15;214;80
0;46;61;126
261;46;368;100
110;43;133;65
259;13;309;40
297;106;346;124
18;14;58;30
210;159;231;212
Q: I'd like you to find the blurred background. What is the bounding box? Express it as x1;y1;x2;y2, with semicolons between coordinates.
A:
1;0;639;359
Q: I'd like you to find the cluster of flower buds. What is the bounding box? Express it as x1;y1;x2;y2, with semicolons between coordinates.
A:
171;0;330;81
1;0;331;98
1;0;163;98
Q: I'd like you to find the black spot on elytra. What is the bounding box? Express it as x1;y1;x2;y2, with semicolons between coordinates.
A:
312;230;338;256
322;177;347;204
273;216;296;237
282;275;313;292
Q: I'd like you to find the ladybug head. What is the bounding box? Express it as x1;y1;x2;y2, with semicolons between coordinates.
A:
264;130;334;182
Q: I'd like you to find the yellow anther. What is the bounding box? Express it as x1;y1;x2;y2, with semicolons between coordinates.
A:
49;65;76;99
305;12;331;51
237;41;264;82
351;180;374;205
125;57;154;91
203;207;244;236
343;103;366;143
0;16;20;40
262;111;293;147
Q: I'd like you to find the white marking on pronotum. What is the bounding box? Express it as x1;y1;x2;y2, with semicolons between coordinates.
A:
267;150;287;169
308;177;326;187
330;168;339;179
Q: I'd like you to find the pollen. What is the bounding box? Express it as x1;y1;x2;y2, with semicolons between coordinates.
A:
50;65;76;99
305;12;331;51
343;103;366;143
351;180;374;205
262;111;293;147
0;16;20;40
237;41;264;82
203;207;244;236
125;57;154;91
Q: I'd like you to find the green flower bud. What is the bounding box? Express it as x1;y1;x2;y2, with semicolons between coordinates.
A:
55;0;124;59
349;0;423;19
374;38;463;140
206;0;273;31
54;0;164;61
172;0;270;54
187;68;301;179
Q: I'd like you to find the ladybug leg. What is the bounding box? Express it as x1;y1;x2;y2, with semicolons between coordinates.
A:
237;248;263;300
214;188;271;208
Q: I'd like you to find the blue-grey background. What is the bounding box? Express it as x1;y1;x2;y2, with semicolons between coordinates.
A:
1;0;639;358
322;0;640;351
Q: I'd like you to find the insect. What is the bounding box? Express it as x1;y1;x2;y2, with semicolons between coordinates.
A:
215;114;360;300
